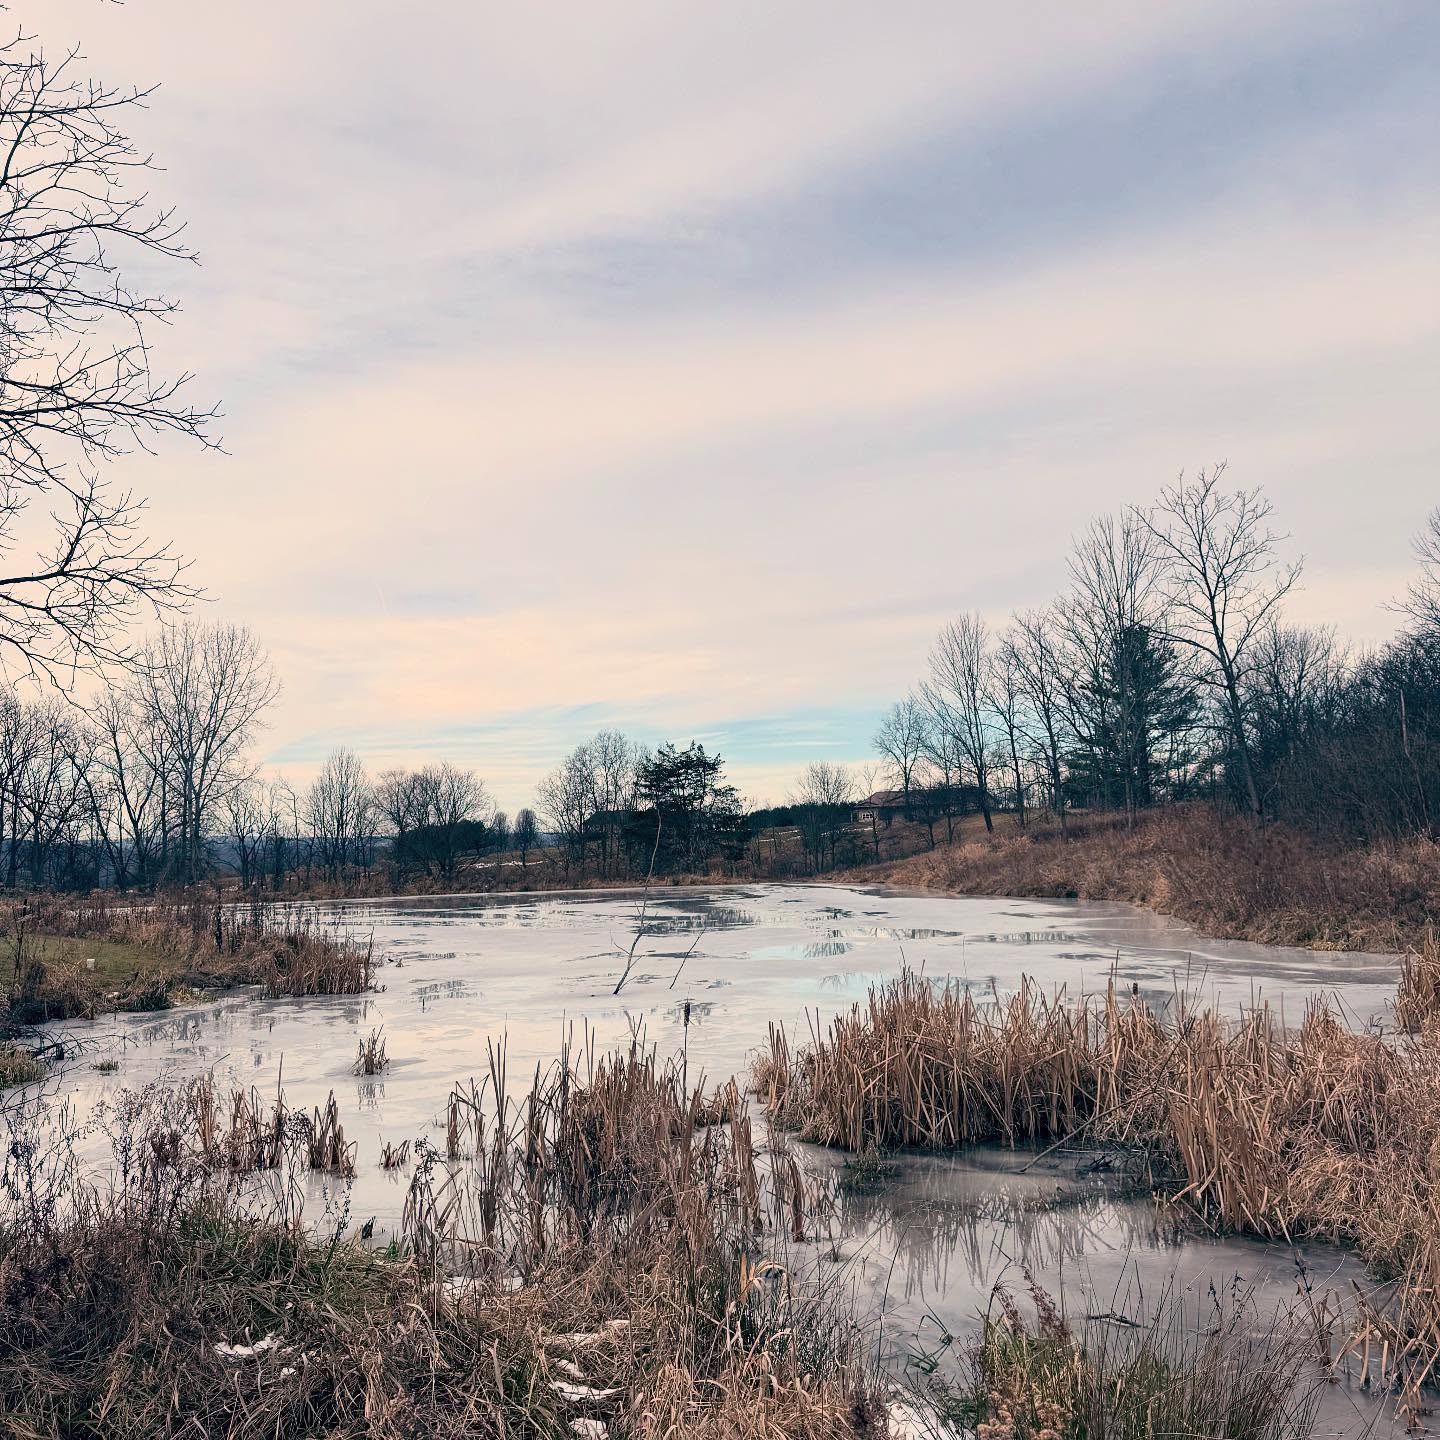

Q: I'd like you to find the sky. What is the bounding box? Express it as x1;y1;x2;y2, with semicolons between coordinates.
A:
33;0;1440;812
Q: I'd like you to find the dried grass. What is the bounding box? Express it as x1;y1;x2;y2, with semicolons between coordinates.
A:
860;805;1440;953
0;893;374;1014
939;1280;1320;1440
760;967;1440;1404
0;1040;878;1437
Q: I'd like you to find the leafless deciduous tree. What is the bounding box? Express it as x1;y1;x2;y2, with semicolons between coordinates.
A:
986;637;1028;829
137;622;279;882
926;613;996;831
1398;507;1440;636
513;807;539;867
0;25;215;681
790;760;853;869
1059;513;1169;825
1006;608;1069;828
1137;465;1301;818
306;747;373;880
872;695;927;819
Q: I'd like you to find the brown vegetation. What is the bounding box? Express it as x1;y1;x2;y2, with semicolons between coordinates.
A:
940;1281;1319;1440
0;894;373;1027
0;1042;878;1438
854;805;1440;952
758;967;1440;1404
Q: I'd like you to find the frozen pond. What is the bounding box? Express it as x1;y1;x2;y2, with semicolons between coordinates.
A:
53;884;1400;1223
40;883;1405;1431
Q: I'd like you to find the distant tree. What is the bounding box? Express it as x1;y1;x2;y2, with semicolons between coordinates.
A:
1398;506;1440;637
926;613;996;831
374;767;426;878
1059;513;1168;825
490;809;510;870
634;742;742;874
1138;466;1301;817
305;747;373;880
873;695;927;819
986;638;1029;829
536;744;595;866
513;807;539;867
137;622;279;882
790;761;853;870
0;24;216;681
413;762;489;878
1006;608;1070;829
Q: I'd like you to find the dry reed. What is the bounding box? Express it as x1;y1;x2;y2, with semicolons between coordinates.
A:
0;1039;877;1437
760;967;1440;1405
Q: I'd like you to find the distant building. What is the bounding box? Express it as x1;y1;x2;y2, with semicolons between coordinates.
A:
852;785;984;827
852;790;907;827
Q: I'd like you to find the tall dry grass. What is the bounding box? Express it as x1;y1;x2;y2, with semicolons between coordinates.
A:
0;1040;880;1438
1;893;373;1016
859;805;1440;952
760;968;1440;1405
942;1281;1320;1440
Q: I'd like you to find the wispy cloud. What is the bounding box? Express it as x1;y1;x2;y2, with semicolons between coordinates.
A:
38;0;1440;812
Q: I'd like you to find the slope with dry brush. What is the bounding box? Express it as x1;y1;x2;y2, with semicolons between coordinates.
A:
757;936;1440;1407
855;805;1440;953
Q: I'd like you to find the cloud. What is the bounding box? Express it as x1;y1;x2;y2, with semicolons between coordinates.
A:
27;0;1440;812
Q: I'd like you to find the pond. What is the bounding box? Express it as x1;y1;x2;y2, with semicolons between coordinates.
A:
46;884;1403;1432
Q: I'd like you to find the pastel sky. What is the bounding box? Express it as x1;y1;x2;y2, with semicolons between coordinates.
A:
38;1;1440;812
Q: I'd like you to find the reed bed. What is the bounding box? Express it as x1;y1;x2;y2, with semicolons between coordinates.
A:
938;1281;1320;1440
0;1040;879;1438
352;1026;389;1075
0;893;373;1018
1395;929;1440;1031
760;967;1440;1405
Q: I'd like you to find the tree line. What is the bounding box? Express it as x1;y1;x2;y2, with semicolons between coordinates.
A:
870;472;1440;848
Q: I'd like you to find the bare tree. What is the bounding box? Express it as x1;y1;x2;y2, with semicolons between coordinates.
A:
1059;512;1170;825
872;695;927;819
1137;466;1301;818
986;638;1028;829
1398;506;1440;636
536;742;596;867
305;747;373;881
415;761;489;878
1006;608;1070;829
0;25;216;681
81;682;166;887
926;613;996;831
915;693;963;844
790;760;853;870
513;807;539;867
490;809;510;871
137;621;279;882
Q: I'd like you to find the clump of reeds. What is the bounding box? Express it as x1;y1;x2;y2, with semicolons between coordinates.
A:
306;1092;356;1176
352;1027;388;1075
1394;927;1440;1031
187;1075;293;1172
761;966;1440;1405
0;1041;877;1437
940;1281;1319;1440
0;1044;45;1088
256;909;373;998
379;1138;410;1170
